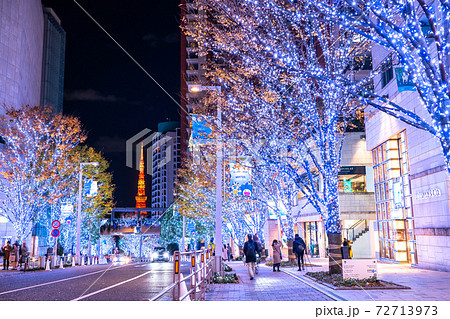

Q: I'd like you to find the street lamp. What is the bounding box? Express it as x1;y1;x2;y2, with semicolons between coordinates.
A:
76;161;99;265
214;104;223;273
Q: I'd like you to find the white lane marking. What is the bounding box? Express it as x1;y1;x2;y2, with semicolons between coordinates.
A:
0;264;131;296
71;270;153;301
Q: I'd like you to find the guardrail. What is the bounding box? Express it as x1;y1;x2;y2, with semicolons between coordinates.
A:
16;255;101;270
150;248;214;301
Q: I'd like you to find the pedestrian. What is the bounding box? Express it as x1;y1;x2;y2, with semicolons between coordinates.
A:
293;234;307;271
10;241;20;270
208;238;215;256
272;239;282;272
343;238;349;246
348;240;353;258
243;234;260;280
253;233;263;257
1;241;12;270
226;243;232;261
20;242;29;270
222;244;227;261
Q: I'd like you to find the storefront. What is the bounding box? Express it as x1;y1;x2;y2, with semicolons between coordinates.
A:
371;130;417;264
302;221;320;257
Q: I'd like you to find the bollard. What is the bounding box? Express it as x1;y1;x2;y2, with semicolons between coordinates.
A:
59;258;64;269
72;256;76;267
81;256;85;266
45;258;51;271
179;273;191;301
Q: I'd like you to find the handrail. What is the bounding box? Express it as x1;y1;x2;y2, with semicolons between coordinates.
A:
150;248;214;301
344;219;369;243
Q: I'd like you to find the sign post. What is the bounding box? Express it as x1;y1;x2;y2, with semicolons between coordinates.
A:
51;221;60;267
342;259;377;279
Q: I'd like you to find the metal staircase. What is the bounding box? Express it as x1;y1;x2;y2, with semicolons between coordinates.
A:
344;219;369;244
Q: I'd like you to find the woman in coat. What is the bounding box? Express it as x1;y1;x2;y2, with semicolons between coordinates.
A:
10;241;19;270
2;241;12;270
19;242;28;270
272;239;282;272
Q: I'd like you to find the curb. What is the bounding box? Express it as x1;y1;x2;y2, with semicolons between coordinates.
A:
281;269;347;301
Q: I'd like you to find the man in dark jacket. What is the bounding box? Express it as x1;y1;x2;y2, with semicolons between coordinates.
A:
293;234;307;271
2;241;12;270
243;234;260;280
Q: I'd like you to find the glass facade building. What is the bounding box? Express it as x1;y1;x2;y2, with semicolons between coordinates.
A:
371;131;417;264
40;8;66;114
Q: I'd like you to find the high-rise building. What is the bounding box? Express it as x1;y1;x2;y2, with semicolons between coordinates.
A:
40;7;66;114
180;0;210;163
151;122;181;215
0;0;45;112
0;0;66;252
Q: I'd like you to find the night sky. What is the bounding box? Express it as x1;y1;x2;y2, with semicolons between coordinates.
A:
41;0;181;207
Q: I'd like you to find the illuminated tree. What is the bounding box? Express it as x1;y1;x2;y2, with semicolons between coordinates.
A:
0;105;86;242
306;0;450;172
189;0;366;273
53;146;115;255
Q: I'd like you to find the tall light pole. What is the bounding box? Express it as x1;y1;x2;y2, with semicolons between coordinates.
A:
189;85;223;271
76;162;99;264
214;98;223;273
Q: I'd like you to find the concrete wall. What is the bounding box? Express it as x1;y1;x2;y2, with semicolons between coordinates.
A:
0;0;44;112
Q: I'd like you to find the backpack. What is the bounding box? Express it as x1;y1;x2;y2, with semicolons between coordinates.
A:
294;240;305;252
246;242;256;258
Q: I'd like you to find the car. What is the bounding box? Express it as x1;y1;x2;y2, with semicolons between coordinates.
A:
151;247;170;262
112;254;130;264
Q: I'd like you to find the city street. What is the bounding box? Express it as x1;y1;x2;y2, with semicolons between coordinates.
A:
0;261;185;301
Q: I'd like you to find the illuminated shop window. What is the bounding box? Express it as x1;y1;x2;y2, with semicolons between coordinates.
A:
371;131;417;264
338;166;367;192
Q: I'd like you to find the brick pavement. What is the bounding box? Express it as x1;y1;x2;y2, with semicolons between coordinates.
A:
293;258;450;301
205;261;333;301
206;258;450;301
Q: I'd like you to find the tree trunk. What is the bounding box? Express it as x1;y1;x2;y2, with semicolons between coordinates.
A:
287;238;295;263
323;171;342;274
327;232;342;275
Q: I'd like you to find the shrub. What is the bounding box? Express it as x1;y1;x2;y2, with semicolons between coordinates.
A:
306;271;381;287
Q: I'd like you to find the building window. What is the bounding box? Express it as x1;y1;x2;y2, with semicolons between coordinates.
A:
372;131;417;264
381;62;394;88
338;166;367;192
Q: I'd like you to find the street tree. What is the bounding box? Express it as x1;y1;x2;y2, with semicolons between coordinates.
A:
0;105;86;241
189;0;366;273
306;0;450;172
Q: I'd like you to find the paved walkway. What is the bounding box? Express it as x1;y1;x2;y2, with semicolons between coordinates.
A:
205;261;334;301
206;258;450;301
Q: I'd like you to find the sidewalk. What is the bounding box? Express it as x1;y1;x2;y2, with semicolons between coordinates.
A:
206;258;450;301
205;261;334;301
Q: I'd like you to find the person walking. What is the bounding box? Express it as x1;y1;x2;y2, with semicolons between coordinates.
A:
226;243;232;261
243;234;260;280
1;241;12;270
253;233;264;259
293;234;307;271
20;242;29;270
10;241;20;270
222;244;228;261
272;239;282;272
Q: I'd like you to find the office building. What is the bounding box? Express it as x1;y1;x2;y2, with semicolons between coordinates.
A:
151;121;181;214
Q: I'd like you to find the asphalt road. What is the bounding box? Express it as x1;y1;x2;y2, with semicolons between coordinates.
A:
0;261;187;301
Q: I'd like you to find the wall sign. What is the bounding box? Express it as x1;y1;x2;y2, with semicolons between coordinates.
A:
338;166;366;175
415;188;441;200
